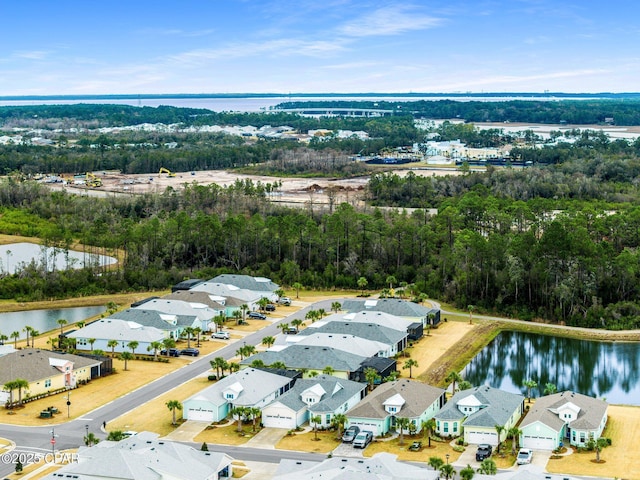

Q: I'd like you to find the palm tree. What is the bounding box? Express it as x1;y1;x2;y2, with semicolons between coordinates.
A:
106;301;118;315
364;367;379;392
278;323;290;334
468;304;475;324
232;310;242;326
322;365;335;375
230;406;248;432
23;326;32;347
46;336;58;350
166;400;182;426
228;362;240;373
262;336;276;349
88;338;96;351
248;407;261;432
403;359;419;378
10;331;19;348
183;327;194;348
274;288;285;301
523;379;538;402
162;337;176;355
127;341;139;355
331;301;342;313
29;329;40;347
258;297;270;313
291;318;304;332
84;432;100;446
445;371;463;395
385;275;397;290
495;424;505;452
270;361;287;370
12;379;29;406
544;382;558;395
357;276;368;295
508;426;522;455
76;321;85;329
460;464;475;480
107;339;118;356
594;437;609;462
2;380;16;406
193;327;202;347
147;341;163;361
396;417;410;445
422;418;436;447
331;413;347;440
477;458;497;474
210;357;227;378
440;463;455;480
251;359;265;368
310;415;322;440
57;319;68;337
215;313;226;332
428;456;444;471
240;304;249;323
292;282;303;298
458;380;473;391
384;371;400;382
119;351;134;370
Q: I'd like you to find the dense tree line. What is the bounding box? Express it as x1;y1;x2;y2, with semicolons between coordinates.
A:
2;173;640;329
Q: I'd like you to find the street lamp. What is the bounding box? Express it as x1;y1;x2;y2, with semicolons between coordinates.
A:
446;453;450;464
65;391;71;418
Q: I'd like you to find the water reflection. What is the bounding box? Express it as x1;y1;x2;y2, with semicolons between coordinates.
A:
463;331;640;405
0;243;116;275
0;306;106;340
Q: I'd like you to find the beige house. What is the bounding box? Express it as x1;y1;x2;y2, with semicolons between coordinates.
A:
0;349;100;405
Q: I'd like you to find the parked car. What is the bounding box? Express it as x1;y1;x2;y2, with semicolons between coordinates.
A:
277;297;291;306
475;444;493;461
342;426;360;443
286;328;298;335
160;348;180;357
353;430;373;449
211;331;230;339
180;348;200;356
516;448;533;465
265;304;276;312
248;311;267;320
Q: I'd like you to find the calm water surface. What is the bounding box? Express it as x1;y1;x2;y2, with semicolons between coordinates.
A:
0;306;106;340
0;243;116;275
463;331;640;405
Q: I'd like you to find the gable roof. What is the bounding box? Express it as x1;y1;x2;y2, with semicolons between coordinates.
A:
347;379;444;420
299;321;406;345
67;319;165;343
274;375;366;414
42;431;232;480
520;391;608;431
0;349;100;385
163;290;228;310
342;298;434;318
191;282;262;303
320;311;413;332
434;385;524;427
109;308;196;330
286;333;388;357
133;298;216;321
209;274;279;292
184;368;293;407
241;345;367;372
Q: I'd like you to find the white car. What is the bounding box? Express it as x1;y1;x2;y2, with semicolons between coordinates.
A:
516;448;533;465
211;331;230;339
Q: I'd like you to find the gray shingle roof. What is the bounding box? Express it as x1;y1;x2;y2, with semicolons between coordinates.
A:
347;379;444;420
435;385;524;427
241;345;366;372
191;282;262;303
164;290;226;310
520;391;608;431
342;299;432;318
275;375;365;414
321;311;412;332
288;333;388;357
0;349;100;385
67;319;165;343
299;321;406;345
110;309;196;329
209;274;279;292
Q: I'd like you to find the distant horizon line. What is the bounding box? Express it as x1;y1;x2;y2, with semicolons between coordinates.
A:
2;91;640;101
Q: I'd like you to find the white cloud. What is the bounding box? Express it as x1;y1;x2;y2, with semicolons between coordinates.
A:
337;4;441;37
13;50;49;60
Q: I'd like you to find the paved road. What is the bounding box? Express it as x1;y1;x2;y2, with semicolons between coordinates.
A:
0;298;341;477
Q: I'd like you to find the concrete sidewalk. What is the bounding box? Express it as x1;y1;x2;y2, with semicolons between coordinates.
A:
163;420;209;442
244;428;289;449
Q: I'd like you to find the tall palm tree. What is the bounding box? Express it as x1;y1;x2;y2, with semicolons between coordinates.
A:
166;400;182;426
291;319;304;332
228;362;240;373
147;341;163;361
10;331;20;348
310;415;322;441
364;367;379;392
270;361;286;370
183;327;194;348
162;337;176;355
215;313;226;331
278;323;290;334
292;282;302;298
57;319;68;337
240;304;249;323
13;378;29;406
193;327;202;347
468;304;475;324
2;380;17;406
210;357;226;378
422;418;436;447
127;341;139;355
23;326;32;347
331;301;342;313
445;371;463;395
107;339;119;357
508;426;522;455
523;379;538;402
84;432;100;446
544;383;558;395
88;338;96;351
440;463;455;480
331;413;347;440
29;329;40;347
396;417;410;445
248;407;261;432
495;424;505;452
230;406;248;432
594;437;609;463
119;351;134;370
261;336;276;349
428;456;444;471
357;276;368;295
403;359;419;378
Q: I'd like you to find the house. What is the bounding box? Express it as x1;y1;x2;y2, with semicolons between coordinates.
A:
182;368;297;422
274;452;438;480
261;374;366;429
191;282;263;311
346;379;445;436
434;385;524;445
66;319;166;354
475;464;580;480
164;290;238;319
132;298;216;330
321;310;416;343
342;298;441;328
284;333;390;358
0;349;102;405
171;278;204;292
209;274;280;302
41;431;233;480
108;309;197;339
519;391;608;450
241;345;396;382
298;320;408;357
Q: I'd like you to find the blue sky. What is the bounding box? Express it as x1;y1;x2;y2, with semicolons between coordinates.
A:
1;0;638;95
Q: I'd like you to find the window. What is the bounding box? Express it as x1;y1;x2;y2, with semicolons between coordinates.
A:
388;406;396;413
444;423;449;433
225;393;234;399
45;379;51;388
326;414;331;423
580;433;585;443
453;422;458;433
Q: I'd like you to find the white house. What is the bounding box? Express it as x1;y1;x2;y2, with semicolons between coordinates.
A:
182;368;297;422
66;319;166;354
284;333;390;358
262;374;366;429
191;282;263;311
133;298;216;330
520;391;608;450
209;274;280;302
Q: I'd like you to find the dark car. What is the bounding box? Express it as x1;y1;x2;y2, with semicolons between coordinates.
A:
265;304;276;312
286;327;298;335
160;348;180;357
342;426;360;443
248;311;267;320
476;444;493;461
180;348;200;357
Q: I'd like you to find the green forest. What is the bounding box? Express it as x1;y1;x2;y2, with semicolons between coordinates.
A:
1;101;640;330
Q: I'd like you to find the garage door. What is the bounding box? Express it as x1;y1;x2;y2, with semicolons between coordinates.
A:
522;435;555;450
466;431;498;446
187;408;214;422
263;413;295;429
349;421;381;436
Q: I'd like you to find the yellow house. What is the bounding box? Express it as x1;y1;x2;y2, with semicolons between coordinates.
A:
0;349;101;405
